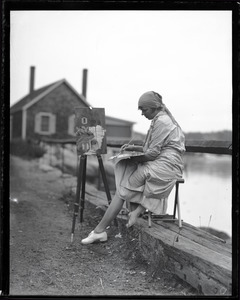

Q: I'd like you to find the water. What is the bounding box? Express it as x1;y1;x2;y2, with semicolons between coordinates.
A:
167;153;232;237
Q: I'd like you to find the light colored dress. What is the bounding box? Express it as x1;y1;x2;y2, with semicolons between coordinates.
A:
114;110;185;214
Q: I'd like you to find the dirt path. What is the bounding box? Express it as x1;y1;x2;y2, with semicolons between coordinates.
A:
9;155;196;296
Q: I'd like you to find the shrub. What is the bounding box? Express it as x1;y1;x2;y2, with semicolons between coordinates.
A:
10;139;46;159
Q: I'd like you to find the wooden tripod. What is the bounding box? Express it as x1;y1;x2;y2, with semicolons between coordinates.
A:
71;153;112;242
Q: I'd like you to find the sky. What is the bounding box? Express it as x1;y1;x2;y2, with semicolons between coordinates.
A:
10;10;232;134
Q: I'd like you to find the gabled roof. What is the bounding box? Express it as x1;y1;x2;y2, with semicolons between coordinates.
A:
10;79;91;113
10;79;135;127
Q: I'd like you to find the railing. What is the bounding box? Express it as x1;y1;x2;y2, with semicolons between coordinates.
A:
107;139;232;155
41;137;232;156
185;140;232;155
39;137;232;176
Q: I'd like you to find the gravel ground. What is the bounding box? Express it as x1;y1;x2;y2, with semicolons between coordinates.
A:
9;155;197;296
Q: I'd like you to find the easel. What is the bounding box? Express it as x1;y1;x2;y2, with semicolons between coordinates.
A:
71;153;113;242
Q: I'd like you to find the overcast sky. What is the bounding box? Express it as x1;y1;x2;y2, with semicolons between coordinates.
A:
10;10;232;134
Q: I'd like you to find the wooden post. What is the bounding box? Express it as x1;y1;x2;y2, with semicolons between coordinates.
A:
177;193;182;228
173;182;179;219
71;155;85;242
97;154;111;204
80;155;87;223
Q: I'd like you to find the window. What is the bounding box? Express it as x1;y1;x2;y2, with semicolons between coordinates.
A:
41;115;50;132
35;112;56;135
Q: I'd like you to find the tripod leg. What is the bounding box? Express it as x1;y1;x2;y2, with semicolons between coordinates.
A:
97;154;112;204
71;155;84;242
97;154;118;227
80;155;87;223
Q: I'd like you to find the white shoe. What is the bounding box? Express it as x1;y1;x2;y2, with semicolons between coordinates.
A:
81;230;107;244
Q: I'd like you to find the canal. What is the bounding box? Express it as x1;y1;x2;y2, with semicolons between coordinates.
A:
167;153;232;237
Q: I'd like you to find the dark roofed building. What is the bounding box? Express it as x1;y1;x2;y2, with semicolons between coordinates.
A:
105;116;135;142
10;67;135;142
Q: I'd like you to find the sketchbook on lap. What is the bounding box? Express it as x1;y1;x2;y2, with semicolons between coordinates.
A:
109;151;144;162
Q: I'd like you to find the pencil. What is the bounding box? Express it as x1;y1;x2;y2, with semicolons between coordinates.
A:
121;136;135;152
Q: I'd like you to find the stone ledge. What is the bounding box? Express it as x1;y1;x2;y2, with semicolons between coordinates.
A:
82;185;232;296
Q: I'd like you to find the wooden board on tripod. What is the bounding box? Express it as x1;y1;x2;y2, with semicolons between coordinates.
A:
75;107;107;155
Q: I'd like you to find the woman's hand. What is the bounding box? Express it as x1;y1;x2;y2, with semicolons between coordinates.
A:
121;144;144;152
120;144;135;152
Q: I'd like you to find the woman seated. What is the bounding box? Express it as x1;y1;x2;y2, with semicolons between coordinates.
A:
81;91;185;244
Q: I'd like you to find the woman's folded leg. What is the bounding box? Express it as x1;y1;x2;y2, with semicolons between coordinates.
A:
126;204;146;228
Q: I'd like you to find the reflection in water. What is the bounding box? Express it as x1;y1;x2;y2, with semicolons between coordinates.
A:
167;153;232;237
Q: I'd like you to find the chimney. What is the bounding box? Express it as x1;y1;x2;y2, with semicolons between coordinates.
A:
30;66;35;95
82;69;88;98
